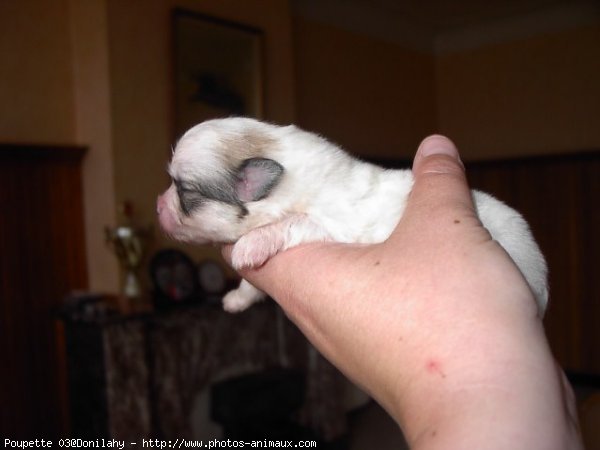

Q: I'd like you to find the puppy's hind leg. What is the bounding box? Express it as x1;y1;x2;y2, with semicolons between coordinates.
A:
223;278;266;313
230;214;331;270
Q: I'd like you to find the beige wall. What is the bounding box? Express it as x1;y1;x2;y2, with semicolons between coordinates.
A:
70;0;119;292
0;0;120;292
0;0;75;143
294;18;600;161
436;23;600;160
2;1;599;292
0;0;296;291
293;18;437;159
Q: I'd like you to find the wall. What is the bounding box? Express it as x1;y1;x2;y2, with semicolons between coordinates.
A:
0;0;296;291
106;0;296;271
0;0;75;143
2;1;599;289
69;0;119;292
0;0;119;292
293;18;437;159
436;23;600;160
292;16;600;162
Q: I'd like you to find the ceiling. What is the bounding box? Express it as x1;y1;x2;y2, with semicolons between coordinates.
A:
292;0;600;52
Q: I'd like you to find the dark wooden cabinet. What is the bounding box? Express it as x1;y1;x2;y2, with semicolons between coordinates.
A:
0;144;88;437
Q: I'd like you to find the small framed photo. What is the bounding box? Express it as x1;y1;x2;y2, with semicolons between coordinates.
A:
172;9;264;139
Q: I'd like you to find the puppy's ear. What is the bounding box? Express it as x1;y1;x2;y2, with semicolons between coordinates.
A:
235;158;284;202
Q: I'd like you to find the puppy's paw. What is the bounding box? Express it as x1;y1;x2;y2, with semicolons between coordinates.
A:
230;228;284;269
230;215;330;270
223;279;266;313
222;288;254;313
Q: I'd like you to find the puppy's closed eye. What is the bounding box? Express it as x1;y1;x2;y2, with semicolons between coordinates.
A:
174;178;240;216
174;180;204;216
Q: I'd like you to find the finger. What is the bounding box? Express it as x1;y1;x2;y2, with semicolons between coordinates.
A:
412;134;464;175
384;135;479;250
408;134;475;219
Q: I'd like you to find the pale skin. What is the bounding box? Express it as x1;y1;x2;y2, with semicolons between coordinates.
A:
223;136;582;449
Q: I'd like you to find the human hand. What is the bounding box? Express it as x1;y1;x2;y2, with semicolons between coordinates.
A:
223;136;581;449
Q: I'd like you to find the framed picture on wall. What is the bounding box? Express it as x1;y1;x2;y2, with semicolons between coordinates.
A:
172;9;264;140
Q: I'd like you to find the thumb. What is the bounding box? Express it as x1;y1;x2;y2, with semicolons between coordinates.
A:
412;134;466;184
385;135;478;247
408;134;475;216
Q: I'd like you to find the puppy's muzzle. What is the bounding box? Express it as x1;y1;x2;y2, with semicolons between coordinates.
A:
156;193;180;235
156;194;166;215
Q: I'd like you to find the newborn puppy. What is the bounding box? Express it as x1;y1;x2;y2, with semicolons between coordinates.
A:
157;117;548;315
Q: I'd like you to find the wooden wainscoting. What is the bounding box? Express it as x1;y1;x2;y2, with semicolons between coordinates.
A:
0;144;89;437
467;152;600;374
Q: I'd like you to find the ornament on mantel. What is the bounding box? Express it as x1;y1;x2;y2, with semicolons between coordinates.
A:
105;200;151;310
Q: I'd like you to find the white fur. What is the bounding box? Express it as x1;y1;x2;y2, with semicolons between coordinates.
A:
157;118;548;315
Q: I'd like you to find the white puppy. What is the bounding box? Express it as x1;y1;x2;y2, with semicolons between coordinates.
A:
157;117;548;315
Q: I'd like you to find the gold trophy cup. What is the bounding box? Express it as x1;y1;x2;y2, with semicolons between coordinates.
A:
105;201;149;307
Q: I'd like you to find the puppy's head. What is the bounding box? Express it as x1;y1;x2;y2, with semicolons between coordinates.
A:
157;118;284;244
